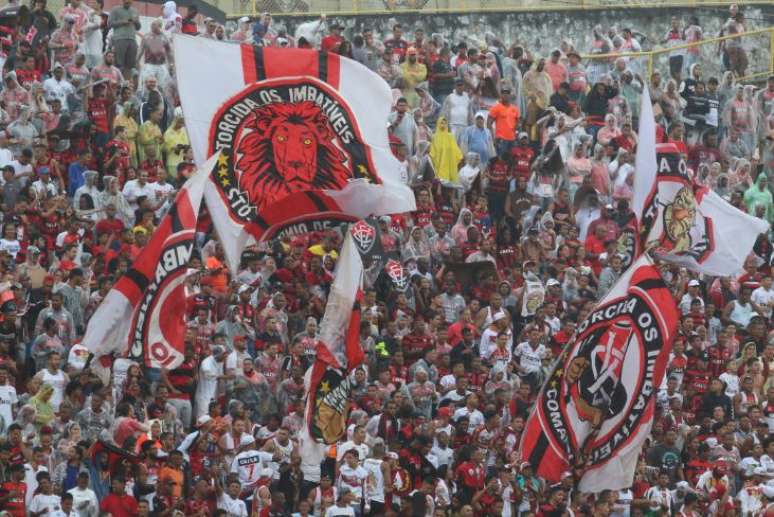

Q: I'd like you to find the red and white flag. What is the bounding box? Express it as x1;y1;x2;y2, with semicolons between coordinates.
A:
631;88;769;275
304;231;365;444
174;36;416;272
520;254;679;492
82;154;216;381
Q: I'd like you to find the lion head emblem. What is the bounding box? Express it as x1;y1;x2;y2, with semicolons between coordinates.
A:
234;101;352;211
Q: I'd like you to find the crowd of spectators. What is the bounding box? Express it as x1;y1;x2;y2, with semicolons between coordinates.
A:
0;1;771;516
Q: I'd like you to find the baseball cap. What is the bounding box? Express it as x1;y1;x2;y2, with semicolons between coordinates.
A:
437;406;452;418
520;461;532;470
546;278;560;287
688;279;700;287
238;284;252;294
27;246;40;255
240;434;256;447
238;16;250;23
196;415;212;427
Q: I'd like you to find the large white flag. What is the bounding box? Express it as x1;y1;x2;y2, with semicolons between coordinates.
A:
631;89;769;275
83;154;216;381
174;36;416;273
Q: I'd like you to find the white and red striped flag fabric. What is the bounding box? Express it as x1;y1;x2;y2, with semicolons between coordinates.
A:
174;36;416;273
82;154;217;382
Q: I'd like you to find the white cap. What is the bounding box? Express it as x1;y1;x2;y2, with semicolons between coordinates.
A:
546;279;560;287
238;284;252;294
688;279;700;287
196;415;212;427
240;434;256;446
493;311;507;321
239;16;250;23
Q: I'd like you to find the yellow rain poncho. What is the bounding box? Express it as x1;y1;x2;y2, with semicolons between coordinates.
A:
429;117;463;183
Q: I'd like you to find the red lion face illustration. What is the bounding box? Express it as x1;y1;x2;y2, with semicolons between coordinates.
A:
235;101;352;211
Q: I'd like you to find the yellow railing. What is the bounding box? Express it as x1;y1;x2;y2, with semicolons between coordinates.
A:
227;0;773;19
580;27;774;82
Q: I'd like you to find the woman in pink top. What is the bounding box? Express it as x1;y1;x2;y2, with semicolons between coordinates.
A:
596;114;621;145
566;143;592;201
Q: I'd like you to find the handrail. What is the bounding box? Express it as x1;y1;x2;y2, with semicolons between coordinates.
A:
580;27;774;79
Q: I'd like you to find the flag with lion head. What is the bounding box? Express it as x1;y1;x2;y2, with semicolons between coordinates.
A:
174;36;415;273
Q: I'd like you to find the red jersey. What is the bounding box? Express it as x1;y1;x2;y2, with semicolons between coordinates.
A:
510;146;535;180
456;461;485;489
88;97;111;134
0;481;26;517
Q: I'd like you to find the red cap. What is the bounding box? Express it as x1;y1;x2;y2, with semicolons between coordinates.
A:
437;407;452;418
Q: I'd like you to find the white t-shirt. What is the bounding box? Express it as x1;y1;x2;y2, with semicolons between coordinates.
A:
68;486;99;517
446;92;471;127
453;407;484;433
336;440;370;464
719;372;740;398
29;493;62;515
9;160;33;186
39;368;67;411
337;464;368;504
231;450;273;491
611;488;633;517
752;286;774;319
0;383;17;430
195;355;222;417
325;505;356;517
513;342;547;374
0;238;20;259
217;493;248;516
121;179;156;210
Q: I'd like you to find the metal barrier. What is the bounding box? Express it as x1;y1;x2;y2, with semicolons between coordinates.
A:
579;27;774;83
226;0;772;19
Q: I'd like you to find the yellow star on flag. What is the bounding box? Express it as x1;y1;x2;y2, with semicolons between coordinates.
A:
320;380;330;394
218;153;229;168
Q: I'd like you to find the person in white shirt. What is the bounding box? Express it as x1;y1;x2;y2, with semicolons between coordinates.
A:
29;472;62;515
149;175;176;217
337;425;370;465
752;274;774;320
231;434;277;497
217;476;249;516
43;64;75;111
336;449;368;511
31;168;60;200
8;148;35;187
679;280;705;315
68;471;99;517
194;346;227;419
513;326;548;390
0;364;17;431
429;430;454;468
644;472;672;515
0;131;14;167
453;393;485;434
442;79;473;143
325;487;357;517
50;492;77;517
121;169;156;211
